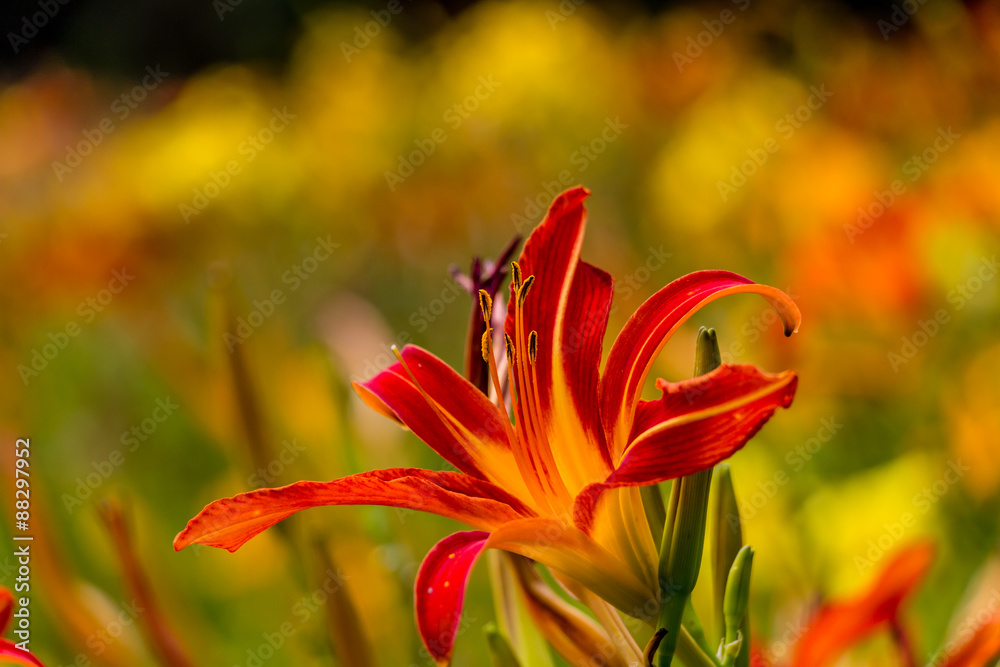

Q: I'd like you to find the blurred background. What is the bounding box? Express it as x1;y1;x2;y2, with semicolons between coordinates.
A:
2;0;999;664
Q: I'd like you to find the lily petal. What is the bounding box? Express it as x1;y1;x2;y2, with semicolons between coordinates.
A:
0;640;44;667
505;186;614;498
486;518;655;618
791;542;935;667
601;270;801;459
575;365;798;532
174;469;534;552
354;345;528;498
507;554;630;667
415;531;490;666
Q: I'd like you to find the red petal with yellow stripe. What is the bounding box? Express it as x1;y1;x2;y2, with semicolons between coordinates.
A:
504;186;614;499
354;346;521;492
173;469;533;552
575;365;797;532
601;270;801;459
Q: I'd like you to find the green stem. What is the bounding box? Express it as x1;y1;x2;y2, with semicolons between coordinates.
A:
653;328;724;667
676;626;721;667
683;598;714;657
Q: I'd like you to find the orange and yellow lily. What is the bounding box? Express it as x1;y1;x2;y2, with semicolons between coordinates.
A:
175;186;801;664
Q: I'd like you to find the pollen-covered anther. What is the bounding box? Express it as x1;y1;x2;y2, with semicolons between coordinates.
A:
517;275;535;308
528;330;538;364
510;261;522;291
504;332;516;365
478;289;493;324
480;329;493;363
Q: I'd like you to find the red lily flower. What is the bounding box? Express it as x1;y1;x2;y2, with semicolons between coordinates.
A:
791;541;1000;667
175;187;800;665
792;542;935;667
0;587;44;666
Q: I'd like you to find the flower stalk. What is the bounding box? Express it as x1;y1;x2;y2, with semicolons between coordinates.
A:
719;545;753;667
654;327;723;667
712;464;750;667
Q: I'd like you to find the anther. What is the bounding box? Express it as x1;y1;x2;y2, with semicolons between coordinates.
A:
518;275;535;308
510;262;522;291
481;330;492;363
478;289;493;324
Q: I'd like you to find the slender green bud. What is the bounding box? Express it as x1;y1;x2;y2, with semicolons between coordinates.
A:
724;546;753;633
719;546;753;667
654;328;723;667
712;464;743;639
660;471;712;596
693;326;722;376
485;622;523;667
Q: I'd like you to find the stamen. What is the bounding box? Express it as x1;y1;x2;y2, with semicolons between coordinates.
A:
391;345;468;448
518;275;535;308
476;288;507;411
528;330;537;365
478;324;519;447
504;333;516;366
510;261;522;291
481;330;492;363
478;289;493;324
